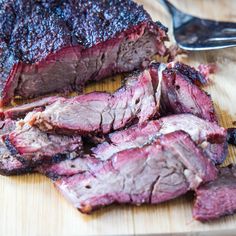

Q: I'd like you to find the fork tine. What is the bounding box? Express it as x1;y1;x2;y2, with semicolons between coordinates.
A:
210;28;236;38
207;37;236;42
178;42;236;51
222;28;236;33
221;28;236;37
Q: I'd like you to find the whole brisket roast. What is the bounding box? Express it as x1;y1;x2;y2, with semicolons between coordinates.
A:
0;0;168;106
23;62;216;136
193;165;236;221
54;131;217;213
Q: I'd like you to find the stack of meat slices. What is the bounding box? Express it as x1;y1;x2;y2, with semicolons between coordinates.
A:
0;61;230;220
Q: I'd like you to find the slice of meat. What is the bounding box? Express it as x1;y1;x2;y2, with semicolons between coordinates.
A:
0;119;30;175
2;96;62;120
0;117;82;175
54;131;217;213
159;64;217;122
170;62;208;86
92;114;227;164
193;165;236;222
0;0;168;106
2;123;82;166
36;155;100;180
0;108;83;171
159;115;227;164
29;68;161;135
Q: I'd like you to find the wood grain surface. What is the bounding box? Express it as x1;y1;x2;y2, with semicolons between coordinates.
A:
1;1;236;235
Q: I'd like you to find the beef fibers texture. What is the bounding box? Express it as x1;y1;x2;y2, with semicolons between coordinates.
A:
92;114;227;164
0;119;31;175
156;63;217;122
29;68;161;135
0;0;168;106
38;114;226;180
3;124;82;165
26;62;216;136
2;96;61;120
0;112;82;174
193;165;236;222
54;131;217;213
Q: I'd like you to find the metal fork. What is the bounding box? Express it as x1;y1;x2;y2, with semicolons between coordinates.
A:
159;0;236;51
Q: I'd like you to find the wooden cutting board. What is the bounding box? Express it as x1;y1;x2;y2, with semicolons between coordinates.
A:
1;1;236;235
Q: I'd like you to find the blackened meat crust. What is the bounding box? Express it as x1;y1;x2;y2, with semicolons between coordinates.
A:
0;0;168;105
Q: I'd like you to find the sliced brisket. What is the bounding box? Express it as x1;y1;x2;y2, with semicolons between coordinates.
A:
36;155;100;180
0;110;82;173
29;68;161;135
54;131;217;213
158;63;217;122
0;119;30;175
36;114;226;179
3;125;82;165
2;113;225;176
193;165;236;221
170;62;208;86
25;62;216;136
2;124;82;166
0;60;222;176
2;96;62;120
0;0;168;106
92;114;227;164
